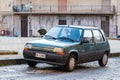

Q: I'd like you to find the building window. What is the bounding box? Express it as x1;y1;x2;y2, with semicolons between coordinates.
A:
59;16;66;25
101;16;109;21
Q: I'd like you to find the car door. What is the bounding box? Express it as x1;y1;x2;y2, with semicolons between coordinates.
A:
92;30;106;60
78;29;95;63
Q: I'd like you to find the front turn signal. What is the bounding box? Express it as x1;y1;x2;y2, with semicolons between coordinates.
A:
53;48;64;55
24;48;28;51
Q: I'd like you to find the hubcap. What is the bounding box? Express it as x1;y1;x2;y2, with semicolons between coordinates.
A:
69;57;75;70
102;54;108;65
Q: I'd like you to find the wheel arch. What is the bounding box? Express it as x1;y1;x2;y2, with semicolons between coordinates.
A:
69;51;79;63
105;50;110;55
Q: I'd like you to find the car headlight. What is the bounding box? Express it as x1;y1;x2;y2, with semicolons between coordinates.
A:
53;48;64;55
24;43;32;51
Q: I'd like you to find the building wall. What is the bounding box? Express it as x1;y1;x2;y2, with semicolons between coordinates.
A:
68;0;101;5
117;0;120;35
14;0;103;12
0;0;13;11
15;0;58;6
13;15;21;36
0;15;13;36
19;0;102;6
118;0;120;12
0;0;13;35
111;0;120;36
28;15;115;37
0;0;118;37
67;15;101;28
32;0;58;6
29;15;58;36
24;15;102;36
6;14;115;37
109;16;117;37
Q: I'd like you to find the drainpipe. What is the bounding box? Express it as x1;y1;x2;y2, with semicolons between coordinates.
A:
29;2;32;37
116;0;118;37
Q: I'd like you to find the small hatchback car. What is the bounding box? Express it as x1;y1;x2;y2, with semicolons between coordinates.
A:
23;25;110;71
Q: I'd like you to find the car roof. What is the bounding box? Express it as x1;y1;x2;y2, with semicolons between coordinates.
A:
56;25;100;29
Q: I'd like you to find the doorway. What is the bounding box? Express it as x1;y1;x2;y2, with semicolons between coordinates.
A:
101;16;109;37
21;16;28;37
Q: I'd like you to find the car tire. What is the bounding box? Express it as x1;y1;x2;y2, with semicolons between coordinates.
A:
27;61;37;67
98;53;108;67
65;54;76;72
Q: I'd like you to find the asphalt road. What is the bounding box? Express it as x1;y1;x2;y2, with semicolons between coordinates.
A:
0;57;120;80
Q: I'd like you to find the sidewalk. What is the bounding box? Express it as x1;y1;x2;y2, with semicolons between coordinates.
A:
0;37;39;65
0;37;120;66
109;39;120;57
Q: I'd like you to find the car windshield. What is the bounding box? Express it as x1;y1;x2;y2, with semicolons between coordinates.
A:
43;26;82;42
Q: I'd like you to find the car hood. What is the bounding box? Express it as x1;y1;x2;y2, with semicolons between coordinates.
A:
28;39;78;48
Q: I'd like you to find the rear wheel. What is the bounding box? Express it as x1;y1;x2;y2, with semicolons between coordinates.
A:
98;53;108;66
27;61;37;67
65;54;76;72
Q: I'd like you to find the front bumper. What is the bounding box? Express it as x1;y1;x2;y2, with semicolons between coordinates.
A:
23;50;68;65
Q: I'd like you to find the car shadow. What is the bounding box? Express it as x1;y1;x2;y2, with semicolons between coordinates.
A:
26;62;109;73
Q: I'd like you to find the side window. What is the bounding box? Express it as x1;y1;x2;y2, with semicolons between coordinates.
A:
100;30;106;41
99;31;105;41
93;30;104;42
83;30;93;43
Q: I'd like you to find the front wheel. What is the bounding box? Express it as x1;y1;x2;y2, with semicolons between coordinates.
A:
65;54;76;72
27;61;37;67
98;53;108;67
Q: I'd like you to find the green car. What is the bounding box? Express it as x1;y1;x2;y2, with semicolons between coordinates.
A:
23;25;110;71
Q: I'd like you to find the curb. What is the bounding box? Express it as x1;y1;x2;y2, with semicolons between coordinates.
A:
109;53;120;57
0;59;26;66
0;50;18;55
0;53;119;66
108;37;120;40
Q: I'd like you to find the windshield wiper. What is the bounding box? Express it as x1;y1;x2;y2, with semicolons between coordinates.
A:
57;37;75;42
44;35;56;40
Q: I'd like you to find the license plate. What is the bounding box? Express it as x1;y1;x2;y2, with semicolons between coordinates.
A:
35;53;46;58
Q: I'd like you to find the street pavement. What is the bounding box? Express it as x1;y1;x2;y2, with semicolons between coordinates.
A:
0;37;120;65
0;57;120;80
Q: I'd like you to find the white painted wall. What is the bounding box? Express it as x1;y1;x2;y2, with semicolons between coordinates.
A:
117;16;120;35
14;15;21;36
29;15;58;36
14;15;114;37
111;0;120;36
67;15;101;28
30;15;102;37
